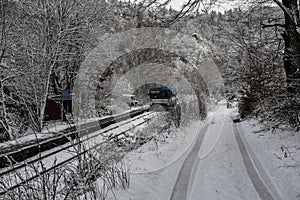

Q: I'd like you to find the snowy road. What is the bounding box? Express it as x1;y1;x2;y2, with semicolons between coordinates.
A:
174;103;278;200
107;102;284;200
170;124;208;200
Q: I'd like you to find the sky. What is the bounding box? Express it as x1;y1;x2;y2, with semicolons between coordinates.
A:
168;0;238;13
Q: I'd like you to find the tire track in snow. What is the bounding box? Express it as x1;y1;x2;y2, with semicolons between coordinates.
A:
233;123;282;200
169;124;208;200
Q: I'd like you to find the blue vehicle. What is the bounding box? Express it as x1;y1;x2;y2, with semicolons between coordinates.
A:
149;87;177;107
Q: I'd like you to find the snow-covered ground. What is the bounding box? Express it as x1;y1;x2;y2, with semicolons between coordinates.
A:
189;106;260;200
241;120;300;200
127;119;208;173
105;119;210;200
0;111;156;195
2;102;299;200
105;107;214;200
105;103;299;200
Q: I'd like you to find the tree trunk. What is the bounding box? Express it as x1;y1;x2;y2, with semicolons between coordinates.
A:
281;0;300;126
282;0;300;94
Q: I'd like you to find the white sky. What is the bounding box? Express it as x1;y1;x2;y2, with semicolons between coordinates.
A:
168;0;238;13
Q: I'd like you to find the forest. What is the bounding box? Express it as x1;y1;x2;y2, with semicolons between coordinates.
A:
0;0;299;140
